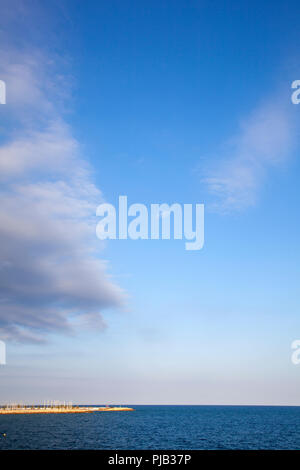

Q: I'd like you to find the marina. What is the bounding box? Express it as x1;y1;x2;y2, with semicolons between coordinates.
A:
0;402;134;414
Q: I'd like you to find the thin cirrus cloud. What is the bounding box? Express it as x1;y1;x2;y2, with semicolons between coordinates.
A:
0;50;126;343
202;98;296;212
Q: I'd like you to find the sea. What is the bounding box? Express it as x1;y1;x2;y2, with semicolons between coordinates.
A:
0;405;300;450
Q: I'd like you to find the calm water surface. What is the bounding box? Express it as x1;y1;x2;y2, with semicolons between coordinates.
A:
0;405;300;450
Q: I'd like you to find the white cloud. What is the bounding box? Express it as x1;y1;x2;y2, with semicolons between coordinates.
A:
202;99;296;212
0;120;79;179
0;49;125;342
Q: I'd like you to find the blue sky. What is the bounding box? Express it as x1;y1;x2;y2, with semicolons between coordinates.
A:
1;0;300;405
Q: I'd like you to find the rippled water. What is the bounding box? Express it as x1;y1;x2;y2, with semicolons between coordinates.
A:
0;405;300;449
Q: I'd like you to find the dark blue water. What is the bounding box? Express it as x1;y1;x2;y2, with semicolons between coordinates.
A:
0;405;300;449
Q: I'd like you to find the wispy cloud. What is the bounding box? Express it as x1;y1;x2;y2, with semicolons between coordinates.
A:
0;49;125;342
202;98;296;212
